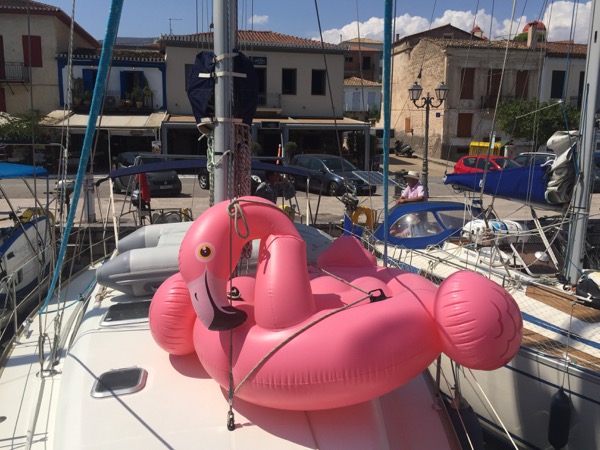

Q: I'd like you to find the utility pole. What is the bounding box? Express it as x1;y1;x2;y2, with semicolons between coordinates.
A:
169;18;182;35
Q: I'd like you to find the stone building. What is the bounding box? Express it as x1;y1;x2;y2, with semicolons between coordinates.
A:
389;22;585;162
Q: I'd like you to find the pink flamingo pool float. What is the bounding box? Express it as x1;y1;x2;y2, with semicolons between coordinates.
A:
149;196;522;410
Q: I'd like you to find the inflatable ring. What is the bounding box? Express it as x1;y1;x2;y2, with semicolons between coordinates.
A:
351;206;374;228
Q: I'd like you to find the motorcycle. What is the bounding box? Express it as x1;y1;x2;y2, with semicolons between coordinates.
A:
394;140;413;157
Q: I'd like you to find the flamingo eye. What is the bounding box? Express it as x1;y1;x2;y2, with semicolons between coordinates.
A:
196;243;215;262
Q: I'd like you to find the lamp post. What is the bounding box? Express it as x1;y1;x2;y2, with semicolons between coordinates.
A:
408;81;449;198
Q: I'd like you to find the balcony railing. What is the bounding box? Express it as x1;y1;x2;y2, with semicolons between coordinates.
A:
480;94;498;109
0;63;30;82
257;93;281;109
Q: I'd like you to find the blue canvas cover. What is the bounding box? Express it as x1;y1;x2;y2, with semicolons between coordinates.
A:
232;50;258;125
370;201;483;250
186;50;257;126
444;166;550;206
0;162;48;179
187;52;216;124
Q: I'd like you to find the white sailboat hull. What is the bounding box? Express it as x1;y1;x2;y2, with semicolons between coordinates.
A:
376;241;600;449
435;347;600;449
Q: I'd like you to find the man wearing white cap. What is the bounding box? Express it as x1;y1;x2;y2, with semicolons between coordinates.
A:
396;170;427;204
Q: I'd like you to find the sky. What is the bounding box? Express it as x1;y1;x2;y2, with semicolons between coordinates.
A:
49;1;592;44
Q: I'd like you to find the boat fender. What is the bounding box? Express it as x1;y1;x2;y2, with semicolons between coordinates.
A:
351;206;374;228
548;387;572;449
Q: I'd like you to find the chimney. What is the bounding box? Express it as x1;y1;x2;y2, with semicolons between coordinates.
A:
527;22;538;49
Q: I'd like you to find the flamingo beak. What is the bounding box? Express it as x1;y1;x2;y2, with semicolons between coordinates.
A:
187;270;247;331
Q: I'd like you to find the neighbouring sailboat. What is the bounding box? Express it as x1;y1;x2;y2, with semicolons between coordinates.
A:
360;2;600;448
0;162;55;344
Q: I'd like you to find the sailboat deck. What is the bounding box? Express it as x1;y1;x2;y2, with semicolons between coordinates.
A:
498;242;564;276
526;285;600;322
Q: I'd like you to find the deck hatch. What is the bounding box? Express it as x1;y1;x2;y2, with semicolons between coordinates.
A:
101;301;151;326
91;367;148;398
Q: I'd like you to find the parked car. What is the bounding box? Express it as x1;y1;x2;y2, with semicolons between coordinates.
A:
452;155;521;174
112;152;182;197
288;154;376;196
513;152;555;166
197;157;284;190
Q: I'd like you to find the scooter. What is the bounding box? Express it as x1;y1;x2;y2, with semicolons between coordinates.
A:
394;140;414;157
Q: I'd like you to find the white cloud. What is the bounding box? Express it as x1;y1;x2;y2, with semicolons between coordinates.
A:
316;1;590;44
543;1;591;42
249;14;269;27
317;14;429;43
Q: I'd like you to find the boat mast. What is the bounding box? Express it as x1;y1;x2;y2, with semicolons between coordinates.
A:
381;0;393;265
212;0;237;203
566;0;600;284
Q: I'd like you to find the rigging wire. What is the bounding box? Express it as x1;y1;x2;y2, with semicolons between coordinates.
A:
311;0;348;191
479;0;518;210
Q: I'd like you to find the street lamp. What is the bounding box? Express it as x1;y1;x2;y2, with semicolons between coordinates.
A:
408;81;449;197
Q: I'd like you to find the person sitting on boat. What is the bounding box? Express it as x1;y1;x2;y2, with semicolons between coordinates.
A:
396;171;426;205
255;171;295;204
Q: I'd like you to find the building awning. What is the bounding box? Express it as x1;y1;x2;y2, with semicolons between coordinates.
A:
43;110;166;135
162;114;370;131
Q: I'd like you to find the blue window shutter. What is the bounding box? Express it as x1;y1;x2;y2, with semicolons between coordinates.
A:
82;69;97;91
120;71;127;99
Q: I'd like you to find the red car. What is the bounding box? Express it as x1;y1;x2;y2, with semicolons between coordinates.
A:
453;155;521;174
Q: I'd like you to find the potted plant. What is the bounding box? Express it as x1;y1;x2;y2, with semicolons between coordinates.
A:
72;77;84;106
82;90;92;107
124;93;133;107
142;85;153;107
130;87;144;108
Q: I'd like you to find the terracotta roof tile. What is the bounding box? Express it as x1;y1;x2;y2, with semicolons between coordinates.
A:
58;47;164;62
0;0;58;10
344;77;381;87
344;37;383;45
427;38;533;50
345;45;380;52
426;37;586;58
159;30;343;51
542;41;587;58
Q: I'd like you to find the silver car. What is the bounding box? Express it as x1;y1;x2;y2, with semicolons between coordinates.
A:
112;152;182;197
289;154;376;196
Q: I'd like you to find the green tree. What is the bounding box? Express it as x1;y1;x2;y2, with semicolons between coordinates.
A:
0;110;55;143
368;104;380;121
496;98;580;147
283;141;298;160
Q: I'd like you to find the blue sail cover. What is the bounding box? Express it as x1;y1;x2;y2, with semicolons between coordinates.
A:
444;166;550;206
186;50;257;126
0;162;48;179
187;52;216;124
